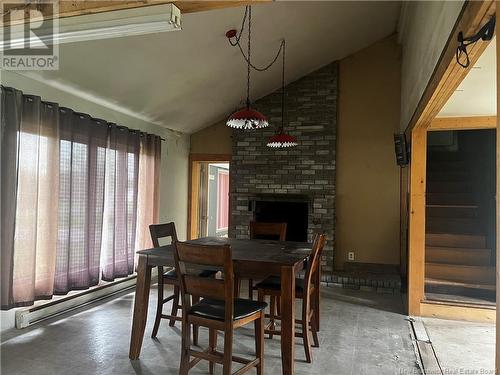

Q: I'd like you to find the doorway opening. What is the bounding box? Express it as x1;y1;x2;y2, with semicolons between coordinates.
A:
188;155;231;240
425;129;496;306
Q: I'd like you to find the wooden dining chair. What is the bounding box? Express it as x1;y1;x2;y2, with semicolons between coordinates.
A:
239;221;287;300
149;222;216;342
256;233;326;363
173;241;267;375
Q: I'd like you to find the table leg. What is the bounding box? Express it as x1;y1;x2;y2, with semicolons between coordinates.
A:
129;254;152;359
280;265;295;375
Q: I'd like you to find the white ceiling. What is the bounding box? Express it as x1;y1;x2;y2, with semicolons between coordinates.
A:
18;1;401;134
439;38;496;117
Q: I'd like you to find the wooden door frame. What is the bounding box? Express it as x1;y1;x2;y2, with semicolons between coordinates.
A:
187;153;232;240
405;0;496;317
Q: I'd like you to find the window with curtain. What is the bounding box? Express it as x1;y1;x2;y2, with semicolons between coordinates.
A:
1;86;162;309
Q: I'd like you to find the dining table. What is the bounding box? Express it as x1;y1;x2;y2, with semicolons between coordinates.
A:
128;236;313;375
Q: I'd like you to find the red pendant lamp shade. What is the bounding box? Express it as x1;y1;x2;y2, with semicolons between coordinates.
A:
267;132;298;148
227;107;268;130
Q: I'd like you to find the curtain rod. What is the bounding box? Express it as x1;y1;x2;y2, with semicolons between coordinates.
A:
1;85;166;142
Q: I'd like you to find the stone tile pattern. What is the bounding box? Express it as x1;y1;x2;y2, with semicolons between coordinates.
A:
230;62;338;273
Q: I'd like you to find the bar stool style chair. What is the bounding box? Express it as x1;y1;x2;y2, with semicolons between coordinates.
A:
149;223;215;341
256;234;326;363
174;241;267;375
241;222;287;300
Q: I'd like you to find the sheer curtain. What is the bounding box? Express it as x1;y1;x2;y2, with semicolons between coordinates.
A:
1;86;162;309
1;89;60;307
135;134;161;251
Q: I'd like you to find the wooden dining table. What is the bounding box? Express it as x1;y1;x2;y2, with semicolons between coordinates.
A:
128;236;313;375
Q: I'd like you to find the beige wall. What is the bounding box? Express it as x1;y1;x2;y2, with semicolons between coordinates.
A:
190;120;232;155
398;0;464;131
335;36;402;270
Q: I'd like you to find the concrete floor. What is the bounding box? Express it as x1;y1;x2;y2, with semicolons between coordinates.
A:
1;286;419;375
422;317;495;374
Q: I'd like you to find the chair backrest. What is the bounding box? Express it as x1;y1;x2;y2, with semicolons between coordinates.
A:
173;241;234;321
249;221;287;241
304;234;327;292
149;222;178;247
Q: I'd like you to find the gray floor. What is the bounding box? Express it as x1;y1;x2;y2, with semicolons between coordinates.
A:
1;286;419;375
422;317;495;374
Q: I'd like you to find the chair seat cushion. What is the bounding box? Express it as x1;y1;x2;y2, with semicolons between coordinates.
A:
163;268;217;279
255;276;304;292
189;298;267;321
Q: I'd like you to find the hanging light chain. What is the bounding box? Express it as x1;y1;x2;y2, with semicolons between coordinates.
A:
281;39;286;132
246;5;251;108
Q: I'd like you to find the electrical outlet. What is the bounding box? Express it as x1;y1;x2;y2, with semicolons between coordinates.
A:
348;252;355;261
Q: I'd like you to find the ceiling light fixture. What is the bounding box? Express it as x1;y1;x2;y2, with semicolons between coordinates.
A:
266;40;297;148
0;4;181;50
226;6;268;130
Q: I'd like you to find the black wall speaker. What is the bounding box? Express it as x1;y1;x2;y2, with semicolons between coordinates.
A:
394;133;409;167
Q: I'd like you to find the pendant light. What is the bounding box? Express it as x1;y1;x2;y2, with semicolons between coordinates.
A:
267;40;297;148
226;6;268;130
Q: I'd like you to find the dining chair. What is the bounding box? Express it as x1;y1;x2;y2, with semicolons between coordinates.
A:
173;241;267;375
256;233;326;363
149;222;216;342
238;221;287;300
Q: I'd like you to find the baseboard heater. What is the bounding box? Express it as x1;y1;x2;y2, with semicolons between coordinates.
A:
15;276;138;329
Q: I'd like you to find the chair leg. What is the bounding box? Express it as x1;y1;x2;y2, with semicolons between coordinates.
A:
151;268;164;338
269;296;276;339
276;296;281;317
209;329;217;374
255;313;264;375
311;311;320;348
248;279;253;300
192;295;200;346
234;278;241;298
222;325;233;375
302;305;312;363
169;285;180;327
180;320;191;375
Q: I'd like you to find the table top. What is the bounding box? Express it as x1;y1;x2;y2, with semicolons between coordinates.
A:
137;237;312;269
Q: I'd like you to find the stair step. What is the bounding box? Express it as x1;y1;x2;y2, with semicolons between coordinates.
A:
426;193;476;205
425;217;482;234
425;263;495;285
425;278;496;304
427;159;467;170
426;180;474;193
426;204;479;218
424;292;495;308
427;171;471;182
426;246;491;266
426;233;486;248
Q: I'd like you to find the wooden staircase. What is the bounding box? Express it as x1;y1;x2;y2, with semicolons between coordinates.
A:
424;153;495;307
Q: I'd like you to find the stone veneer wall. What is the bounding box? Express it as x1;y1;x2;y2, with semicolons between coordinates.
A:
230;62;338;273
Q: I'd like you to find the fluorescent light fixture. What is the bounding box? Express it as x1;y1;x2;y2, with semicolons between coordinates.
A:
1;4;181;51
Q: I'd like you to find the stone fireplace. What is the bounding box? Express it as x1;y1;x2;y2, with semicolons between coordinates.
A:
230;62;337;273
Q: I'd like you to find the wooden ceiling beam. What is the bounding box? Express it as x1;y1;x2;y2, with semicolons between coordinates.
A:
2;1;270;26
429;116;497;131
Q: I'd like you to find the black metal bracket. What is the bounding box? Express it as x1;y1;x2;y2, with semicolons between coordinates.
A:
456;16;496;68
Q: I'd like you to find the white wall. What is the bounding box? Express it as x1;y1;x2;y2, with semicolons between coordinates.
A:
398;0;465;131
0;70;190;331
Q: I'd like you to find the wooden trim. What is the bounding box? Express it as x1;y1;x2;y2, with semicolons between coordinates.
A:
406;0;496;319
420;301;496;323
405;1;496;134
429;116;497;131
496;15;500;373
408;127;427;316
2;1;270;26
187;154;231;240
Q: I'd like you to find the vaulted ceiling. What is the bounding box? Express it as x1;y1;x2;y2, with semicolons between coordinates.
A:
17;1;401;133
